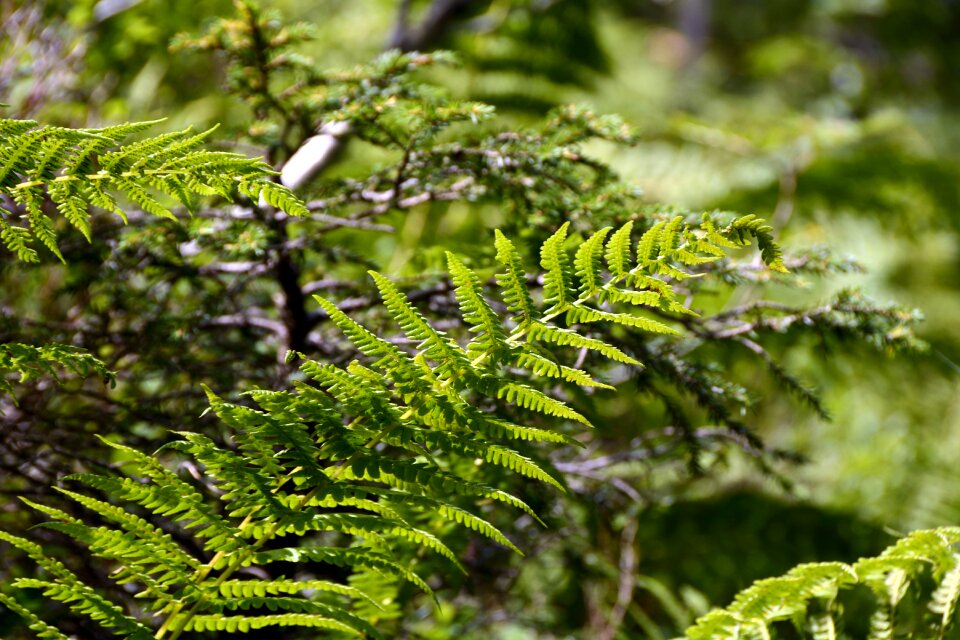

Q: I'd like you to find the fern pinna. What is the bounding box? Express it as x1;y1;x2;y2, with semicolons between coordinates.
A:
1;216;781;637
684;527;960;640
0;117;306;262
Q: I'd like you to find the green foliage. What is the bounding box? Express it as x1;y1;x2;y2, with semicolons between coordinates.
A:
0;118;306;261
1;1;953;639
685;527;960;640
0;214;780;637
0;342;113;404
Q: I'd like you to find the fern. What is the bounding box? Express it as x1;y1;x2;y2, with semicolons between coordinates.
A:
0;119;306;262
1;217;781;637
0;5;937;639
685;527;960;640
0;342;114;404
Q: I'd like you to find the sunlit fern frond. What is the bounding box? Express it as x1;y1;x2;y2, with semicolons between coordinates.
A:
685;527;960;640
0;118;306;262
0;217;783;638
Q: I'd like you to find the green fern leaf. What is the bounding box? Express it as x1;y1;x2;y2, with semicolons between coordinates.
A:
12;578;150;635
604;219;634;279
685;529;960;640
0;117;309;261
252;546;434;597
497;381;591;425
181;612;364;635
0;218;39;262
242;179;310;217
447;251;510;358
527;321;641;366
565;304;680;336
929;554;960;636
311;295;423;382
540;221;575;312
635;220;665;265
494;229;538;324
726;214;788;272
513;347;613;389
369;270;475;381
574;226;612;297
216;578;381;609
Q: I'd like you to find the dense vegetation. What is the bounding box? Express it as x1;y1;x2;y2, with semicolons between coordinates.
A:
1;1;958;638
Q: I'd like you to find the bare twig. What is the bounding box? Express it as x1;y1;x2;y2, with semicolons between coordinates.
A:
201;314;286;336
599;518;639;640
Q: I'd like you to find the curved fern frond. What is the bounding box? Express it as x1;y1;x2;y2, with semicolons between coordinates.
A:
725;214;788;272
604;219;634;280
685;527;960;640
0;118;307;262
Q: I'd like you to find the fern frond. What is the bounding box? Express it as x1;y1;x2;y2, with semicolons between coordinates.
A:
0;342;114;404
540;221;576;312
635;219;666;265
867;606;895;640
930;554;960;638
311;296;423;383
68;471;242;552
472;414;582;445
497;382;590;425
574;226;612;297
514;347;613;389
369;270;475;382
1;218;784;638
0;530;82;585
0;118;307;261
380;491;522;554
494;229;538;324
604;219;634;279
252;546;435;597
382;424;564;491
565;304;680;335
685;528;960;640
447;252;511;358
725;214;788;272
54;486;201;571
11;577;151;636
216;578;380;608
181;612;365;635
527;322;641;366
0;219;39;261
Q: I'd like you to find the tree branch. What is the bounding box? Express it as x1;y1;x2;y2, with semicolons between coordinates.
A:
388;0;476;52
